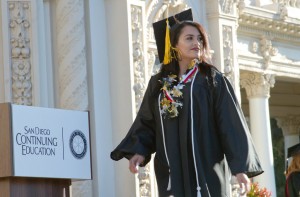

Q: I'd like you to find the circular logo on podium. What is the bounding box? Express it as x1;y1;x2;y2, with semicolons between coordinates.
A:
69;130;87;159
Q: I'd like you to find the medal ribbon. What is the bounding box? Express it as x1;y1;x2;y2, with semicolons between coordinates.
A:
181;66;198;84
163;89;175;103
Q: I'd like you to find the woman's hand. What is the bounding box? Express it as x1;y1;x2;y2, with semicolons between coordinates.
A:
236;173;250;196
129;154;145;174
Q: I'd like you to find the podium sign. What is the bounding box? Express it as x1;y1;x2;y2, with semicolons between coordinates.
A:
2;103;91;180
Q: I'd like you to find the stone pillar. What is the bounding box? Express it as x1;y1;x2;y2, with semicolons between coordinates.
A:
105;0;137;196
277;115;300;162
206;0;241;101
130;2;153;197
55;0;91;196
240;72;276;196
5;1;33;105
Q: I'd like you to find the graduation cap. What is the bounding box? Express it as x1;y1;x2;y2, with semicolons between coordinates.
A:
152;9;193;64
286;142;300;171
287;143;300;158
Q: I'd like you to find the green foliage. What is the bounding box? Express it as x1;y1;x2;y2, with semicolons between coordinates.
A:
270;118;285;197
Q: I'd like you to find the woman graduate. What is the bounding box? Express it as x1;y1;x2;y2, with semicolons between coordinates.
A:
111;9;263;197
285;143;300;197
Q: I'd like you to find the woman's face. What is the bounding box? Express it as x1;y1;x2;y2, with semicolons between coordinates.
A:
175;25;202;63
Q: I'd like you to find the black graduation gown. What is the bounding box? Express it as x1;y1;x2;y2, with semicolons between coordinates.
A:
111;64;263;197
286;172;300;197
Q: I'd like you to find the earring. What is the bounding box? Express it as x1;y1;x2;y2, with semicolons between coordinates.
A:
172;48;182;61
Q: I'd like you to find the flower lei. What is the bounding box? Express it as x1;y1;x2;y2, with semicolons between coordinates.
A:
160;65;198;118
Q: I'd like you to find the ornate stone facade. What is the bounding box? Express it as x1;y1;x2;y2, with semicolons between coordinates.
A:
223;25;234;82
2;0;300;196
240;72;275;98
131;4;152;197
277;115;300;136
8;1;32;105
237;11;300;78
260;36;278;69
220;0;235;14
132;5;146;110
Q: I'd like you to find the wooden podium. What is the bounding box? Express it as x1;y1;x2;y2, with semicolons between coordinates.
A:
0;177;71;197
0;103;91;197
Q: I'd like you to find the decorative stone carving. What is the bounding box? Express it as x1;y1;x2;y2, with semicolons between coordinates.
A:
131;5;146;110
131;5;151;197
283;0;300;8
279;3;288;20
220;0;235;14
138;164;152;196
168;1;187;12
238;13;300;37
223;25;234;83
240;72;275;98
250;41;259;53
277;1;300;20
8;1;32;105
146;1;166;76
148;50;159;75
169;0;185;7
260;36;278;69
246;37;278;70
236;0;247;15
238;21;300;72
276;115;300;136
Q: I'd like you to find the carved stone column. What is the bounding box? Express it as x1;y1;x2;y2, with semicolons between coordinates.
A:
8;1;32;105
131;3;155;197
276;115;300;161
206;0;241;101
55;0;91;196
240;72;276;196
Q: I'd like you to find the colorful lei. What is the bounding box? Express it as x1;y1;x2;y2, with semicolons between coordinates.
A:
160;65;198;118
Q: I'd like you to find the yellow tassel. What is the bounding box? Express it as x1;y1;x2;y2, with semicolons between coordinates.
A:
188;59;195;69
163;18;172;65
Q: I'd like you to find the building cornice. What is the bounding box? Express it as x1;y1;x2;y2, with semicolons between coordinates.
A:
238;55;300;80
238;6;300;39
239;14;300;38
237;6;300;80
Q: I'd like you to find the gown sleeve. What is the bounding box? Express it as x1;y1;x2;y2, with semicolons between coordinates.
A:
110;77;157;166
213;72;263;178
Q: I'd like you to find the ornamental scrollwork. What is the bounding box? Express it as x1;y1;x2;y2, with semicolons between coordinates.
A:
220;0;235;14
240;72;275;98
276;115;300;136
131;5;146;110
9;2;32;105
131;5;151;197
223;25;234;83
260;36;278;69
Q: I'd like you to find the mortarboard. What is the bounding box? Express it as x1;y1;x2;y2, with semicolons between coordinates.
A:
286;142;300;171
152;9;193;64
287;143;300;158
